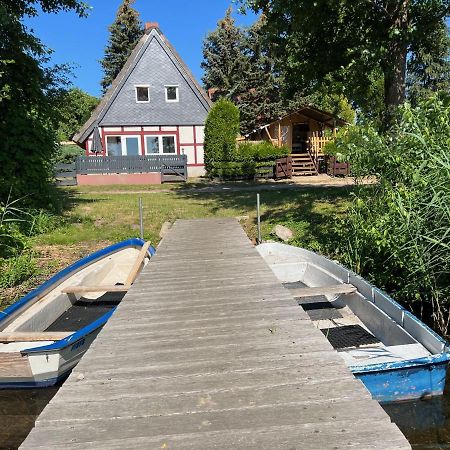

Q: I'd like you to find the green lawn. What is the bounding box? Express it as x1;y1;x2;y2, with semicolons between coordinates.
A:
1;183;353;307
37;184;352;249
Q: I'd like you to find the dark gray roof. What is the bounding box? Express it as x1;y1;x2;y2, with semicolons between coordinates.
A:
74;27;212;144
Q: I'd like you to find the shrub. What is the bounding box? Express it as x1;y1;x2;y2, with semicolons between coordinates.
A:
328;94;450;335
54;144;84;164
208;142;291;179
204;98;240;174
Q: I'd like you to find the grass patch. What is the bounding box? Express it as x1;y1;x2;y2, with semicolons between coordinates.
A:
2;184;354;308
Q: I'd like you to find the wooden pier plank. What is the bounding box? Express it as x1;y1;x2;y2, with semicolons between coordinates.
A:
20;218;410;450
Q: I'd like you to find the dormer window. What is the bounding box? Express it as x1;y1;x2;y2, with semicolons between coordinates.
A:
165;85;179;102
135;85;150;103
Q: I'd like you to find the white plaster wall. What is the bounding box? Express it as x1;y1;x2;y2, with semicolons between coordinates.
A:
123;126;141;132
195;126;205;143
143;126;159;131
181;146;196;165
103;127;121;132
161;126;177;131
196;145;204;165
179;126;194;143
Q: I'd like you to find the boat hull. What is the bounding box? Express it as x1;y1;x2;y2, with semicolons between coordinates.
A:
257;242;450;403
355;360;448;403
0;238;154;389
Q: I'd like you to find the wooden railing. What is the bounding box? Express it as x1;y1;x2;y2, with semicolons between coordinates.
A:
308;132;331;172
76;155;187;181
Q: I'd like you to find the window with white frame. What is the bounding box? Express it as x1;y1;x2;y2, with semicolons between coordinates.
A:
135;85;150;103
165;85;179;102
145;135;176;154
106;136;141;156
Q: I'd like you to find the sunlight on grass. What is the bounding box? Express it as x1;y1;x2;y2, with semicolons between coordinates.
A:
34;187;353;252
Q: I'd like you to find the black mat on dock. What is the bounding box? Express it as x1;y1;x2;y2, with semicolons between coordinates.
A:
321;324;380;349
45;293;124;332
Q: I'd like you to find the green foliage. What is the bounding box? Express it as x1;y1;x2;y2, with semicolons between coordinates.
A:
0;0;88;206
204;98;240;173
235;141;291;161
56;88;99;141
100;0;142;93
0;192;57;289
0;252;37;289
54;144;84;164
202;10;283;134
201;7;248;100
327;94;450;334
209;142;290;179
242;0;450;125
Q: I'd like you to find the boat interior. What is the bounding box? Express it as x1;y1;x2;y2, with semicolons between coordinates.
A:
258;243;447;368
0;245;148;351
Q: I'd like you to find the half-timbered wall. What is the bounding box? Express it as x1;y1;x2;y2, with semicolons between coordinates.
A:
84;125;205;176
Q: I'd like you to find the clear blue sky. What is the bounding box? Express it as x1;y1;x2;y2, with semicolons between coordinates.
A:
24;1;256;97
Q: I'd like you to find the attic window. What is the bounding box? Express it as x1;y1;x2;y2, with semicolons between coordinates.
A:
165;85;179;102
135;86;150;103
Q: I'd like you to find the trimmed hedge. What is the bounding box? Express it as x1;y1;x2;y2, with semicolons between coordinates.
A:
204;99;240;174
209;141;291;179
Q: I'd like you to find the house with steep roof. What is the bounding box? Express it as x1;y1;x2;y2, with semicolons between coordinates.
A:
73;22;212;177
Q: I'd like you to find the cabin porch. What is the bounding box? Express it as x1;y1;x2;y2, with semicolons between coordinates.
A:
246;107;346;176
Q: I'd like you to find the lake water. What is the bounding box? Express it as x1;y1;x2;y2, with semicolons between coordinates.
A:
384;392;450;449
0;388;58;450
2;384;450;448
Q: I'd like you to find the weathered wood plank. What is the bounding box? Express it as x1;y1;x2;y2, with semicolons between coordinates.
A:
288;283;357;298
19;218;409;450
0;353;32;377
0;332;72;342
61;285;129;294
124;241;151;285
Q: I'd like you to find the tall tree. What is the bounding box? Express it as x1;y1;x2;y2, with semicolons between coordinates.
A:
201;7;248;101
242;0;450;124
56;88;99;141
100;0;142;93
0;0;88;205
407;20;450;105
237;16;283;134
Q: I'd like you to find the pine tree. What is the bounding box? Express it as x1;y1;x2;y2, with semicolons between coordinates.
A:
100;0;143;93
201;7;248;101
238;16;283;134
202;10;283;134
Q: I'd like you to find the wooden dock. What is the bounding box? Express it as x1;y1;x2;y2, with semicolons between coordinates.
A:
20;218;410;449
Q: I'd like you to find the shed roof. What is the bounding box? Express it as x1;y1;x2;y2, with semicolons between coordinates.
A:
73;24;212;144
245;105;348;137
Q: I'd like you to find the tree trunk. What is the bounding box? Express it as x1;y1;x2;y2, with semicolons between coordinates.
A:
382;0;410;127
384;43;407;108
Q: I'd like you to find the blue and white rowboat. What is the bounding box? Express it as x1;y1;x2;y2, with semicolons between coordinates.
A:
257;242;450;403
0;239;155;388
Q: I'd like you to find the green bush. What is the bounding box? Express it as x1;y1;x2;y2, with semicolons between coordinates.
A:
54;144;84;164
328;94;450;335
209;142;291;179
204;98;240;174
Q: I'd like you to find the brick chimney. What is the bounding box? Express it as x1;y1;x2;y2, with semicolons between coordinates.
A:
145;22;159;32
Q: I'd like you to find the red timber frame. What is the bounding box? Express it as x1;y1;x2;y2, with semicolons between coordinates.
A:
84;125;204;167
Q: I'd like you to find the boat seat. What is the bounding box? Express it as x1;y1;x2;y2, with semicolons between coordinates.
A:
62;242;151;296
287;283;357;298
0;332;74;342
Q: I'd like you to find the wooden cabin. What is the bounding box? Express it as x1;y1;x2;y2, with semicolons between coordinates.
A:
244;107;347;176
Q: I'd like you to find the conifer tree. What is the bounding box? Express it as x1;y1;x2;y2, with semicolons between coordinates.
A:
201;7;248;101
238;16;283;134
100;0;143;93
